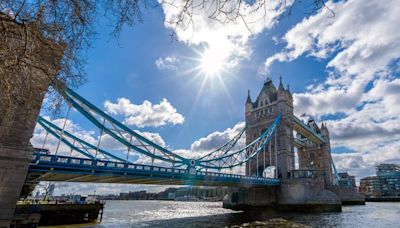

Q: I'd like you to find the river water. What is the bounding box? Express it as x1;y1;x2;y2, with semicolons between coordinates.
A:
86;200;400;227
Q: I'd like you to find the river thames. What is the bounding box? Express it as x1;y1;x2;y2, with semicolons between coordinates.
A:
84;200;400;227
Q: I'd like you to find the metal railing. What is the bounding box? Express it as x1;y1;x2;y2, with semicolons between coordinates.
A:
31;153;280;185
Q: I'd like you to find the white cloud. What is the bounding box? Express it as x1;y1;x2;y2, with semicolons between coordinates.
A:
155;56;180;70
160;0;294;68
104;97;184;128
266;0;400;116
263;0;400;177
191;122;245;153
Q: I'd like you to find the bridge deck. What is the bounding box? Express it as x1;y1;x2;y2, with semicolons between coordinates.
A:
29;154;280;187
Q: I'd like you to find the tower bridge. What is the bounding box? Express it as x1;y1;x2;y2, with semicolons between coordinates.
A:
1;78;365;225
223;77;364;211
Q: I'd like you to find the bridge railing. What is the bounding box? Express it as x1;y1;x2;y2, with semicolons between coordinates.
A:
31;153;279;183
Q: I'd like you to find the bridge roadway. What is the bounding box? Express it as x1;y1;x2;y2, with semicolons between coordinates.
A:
28;153;280;187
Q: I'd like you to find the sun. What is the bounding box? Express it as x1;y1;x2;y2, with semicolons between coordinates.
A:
200;48;226;76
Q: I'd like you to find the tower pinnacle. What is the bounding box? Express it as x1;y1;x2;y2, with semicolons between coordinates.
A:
246;89;252;103
278;75;285;91
286;84;292;97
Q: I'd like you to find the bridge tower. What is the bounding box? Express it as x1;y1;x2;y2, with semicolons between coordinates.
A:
245;77;295;178
297;121;334;186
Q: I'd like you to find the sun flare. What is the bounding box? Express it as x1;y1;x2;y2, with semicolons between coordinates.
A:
200;48;226;76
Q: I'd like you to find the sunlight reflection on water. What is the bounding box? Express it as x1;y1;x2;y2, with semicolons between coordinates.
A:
82;201;400;228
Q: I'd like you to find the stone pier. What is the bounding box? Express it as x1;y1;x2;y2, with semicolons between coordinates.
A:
0;146;34;227
327;186;365;205
223;178;342;212
0;12;63;227
223;187;277;210
277;178;341;212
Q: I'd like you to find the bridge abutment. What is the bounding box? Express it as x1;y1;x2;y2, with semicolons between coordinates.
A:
0;145;34;227
223;178;342;212
223;187;277;210
327;186;365;205
1;13;64;227
277;178;341;212
223;178;341;212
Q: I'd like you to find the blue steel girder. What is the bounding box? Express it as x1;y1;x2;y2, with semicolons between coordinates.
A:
37;116;131;163
29;153;281;187
61;88;189;166
197;126;247;162
49;86;286;173
53;86;286;172
194;113;282;170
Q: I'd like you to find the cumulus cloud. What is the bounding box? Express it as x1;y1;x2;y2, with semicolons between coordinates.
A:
191;122;245;153
160;0;294;68
104;97;184;128
263;0;400;177
265;0;400;116
155;56;180;70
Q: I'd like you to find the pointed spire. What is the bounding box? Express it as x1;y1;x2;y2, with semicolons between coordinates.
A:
321;121;328;130
246;89;252;103
286;83;292;96
278;75;285;91
264;76;272;85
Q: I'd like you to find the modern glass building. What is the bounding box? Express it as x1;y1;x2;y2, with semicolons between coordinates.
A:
359;164;400;198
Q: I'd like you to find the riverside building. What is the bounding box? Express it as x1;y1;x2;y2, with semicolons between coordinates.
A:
359;164;400;200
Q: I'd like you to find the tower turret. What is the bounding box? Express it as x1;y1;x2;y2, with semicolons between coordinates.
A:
246;89;252;104
278;76;285;91
320;121;330;140
245;90;252;119
277;76;289;103
286;84;292;97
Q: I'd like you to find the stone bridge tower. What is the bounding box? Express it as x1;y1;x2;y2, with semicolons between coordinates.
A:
298;121;334;186
245;77;295;178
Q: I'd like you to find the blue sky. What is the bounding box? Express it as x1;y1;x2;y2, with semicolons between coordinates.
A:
71;1;325;148
32;0;400;194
